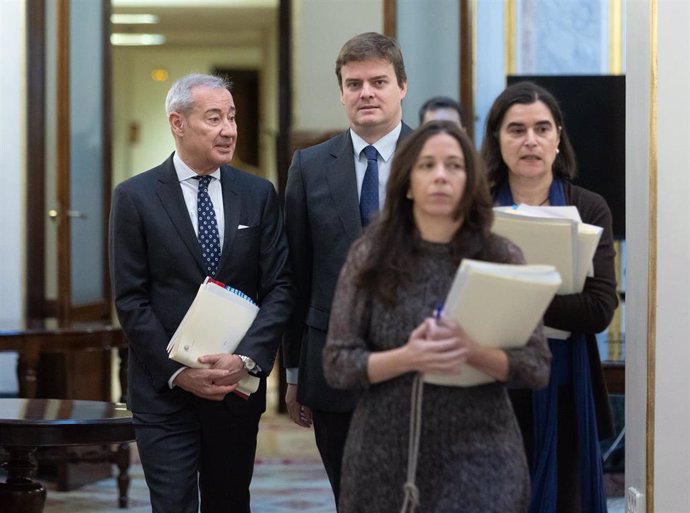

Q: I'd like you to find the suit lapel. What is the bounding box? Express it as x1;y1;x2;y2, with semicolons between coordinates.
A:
155;155;207;274
399;122;413;143
218;165;240;271
326;131;362;242
326;124;414;241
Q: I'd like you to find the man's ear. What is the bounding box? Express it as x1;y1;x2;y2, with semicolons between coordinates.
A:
169;112;185;136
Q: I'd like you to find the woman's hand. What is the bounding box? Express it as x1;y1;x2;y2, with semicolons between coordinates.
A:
403;317;471;375
428;316;510;381
367;314;509;384
426;315;478;350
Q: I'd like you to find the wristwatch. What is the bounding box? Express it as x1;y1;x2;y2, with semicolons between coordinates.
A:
238;355;257;372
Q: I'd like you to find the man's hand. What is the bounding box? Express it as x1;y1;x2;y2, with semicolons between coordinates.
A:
285;383;312;428
173;367;238;401
198;353;248;386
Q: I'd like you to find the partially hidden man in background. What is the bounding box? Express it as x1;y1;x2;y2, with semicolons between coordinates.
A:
282;32;413;507
418;95;465;128
109;73;292;513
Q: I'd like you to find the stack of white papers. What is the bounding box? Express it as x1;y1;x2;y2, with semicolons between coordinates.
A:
492;205;603;295
423;259;561;387
167;277;260;398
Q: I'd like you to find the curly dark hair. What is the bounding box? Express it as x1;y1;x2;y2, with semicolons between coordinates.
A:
480;81;577;190
355;121;494;305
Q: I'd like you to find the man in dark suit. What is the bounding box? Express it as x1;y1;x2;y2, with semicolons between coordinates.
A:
109;73;291;513
282;32;412;507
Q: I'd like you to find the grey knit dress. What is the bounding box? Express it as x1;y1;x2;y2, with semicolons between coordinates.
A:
323;233;551;513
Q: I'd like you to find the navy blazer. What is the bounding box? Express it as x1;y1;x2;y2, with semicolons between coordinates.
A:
283;124;413;412
109;154;292;415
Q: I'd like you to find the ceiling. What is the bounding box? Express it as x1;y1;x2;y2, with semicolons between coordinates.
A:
111;0;278;47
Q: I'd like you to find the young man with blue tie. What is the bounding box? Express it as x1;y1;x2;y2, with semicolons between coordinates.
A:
282;32;412;508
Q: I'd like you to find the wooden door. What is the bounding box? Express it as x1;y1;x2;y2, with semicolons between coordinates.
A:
26;0;112;324
25;0;114;490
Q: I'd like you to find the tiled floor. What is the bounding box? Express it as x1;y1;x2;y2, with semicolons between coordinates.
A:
38;413;625;513
43;414;335;513
43;458;336;513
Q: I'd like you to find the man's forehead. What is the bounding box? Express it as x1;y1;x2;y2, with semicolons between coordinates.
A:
341;59;395;78
191;87;234;109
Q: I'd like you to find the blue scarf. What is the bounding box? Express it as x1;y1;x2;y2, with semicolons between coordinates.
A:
495;179;607;513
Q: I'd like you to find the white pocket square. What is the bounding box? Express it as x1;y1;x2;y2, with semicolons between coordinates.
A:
238;225;250;230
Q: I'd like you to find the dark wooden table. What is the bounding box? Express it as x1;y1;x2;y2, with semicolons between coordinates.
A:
0;399;134;513
0;320;129;491
0;320;126;399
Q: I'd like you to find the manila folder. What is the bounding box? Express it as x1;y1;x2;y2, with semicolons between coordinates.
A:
167;280;260;395
423;259;561;387
492;209;577;295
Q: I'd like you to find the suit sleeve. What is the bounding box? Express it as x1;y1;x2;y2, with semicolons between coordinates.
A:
234;181;293;375
282;149;312;369
109;184;183;391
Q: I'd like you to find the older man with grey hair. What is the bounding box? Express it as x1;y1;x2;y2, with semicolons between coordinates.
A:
109;73;292;513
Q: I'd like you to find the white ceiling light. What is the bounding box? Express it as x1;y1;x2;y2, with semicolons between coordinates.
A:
111;33;166;46
111;14;159;24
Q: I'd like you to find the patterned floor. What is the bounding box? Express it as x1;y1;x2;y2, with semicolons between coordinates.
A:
43;414;336;513
43;458;336;513
38;413;624;513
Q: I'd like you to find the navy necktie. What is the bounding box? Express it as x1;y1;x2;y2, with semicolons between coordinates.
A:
195;175;221;277
360;145;380;226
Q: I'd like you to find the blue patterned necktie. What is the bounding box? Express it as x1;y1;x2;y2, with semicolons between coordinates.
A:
360;145;380;226
195;175;221;277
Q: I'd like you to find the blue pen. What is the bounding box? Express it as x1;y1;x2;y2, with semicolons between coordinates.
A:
434;303;443;320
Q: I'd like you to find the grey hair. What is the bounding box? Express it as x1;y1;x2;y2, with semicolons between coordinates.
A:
165;73;231;116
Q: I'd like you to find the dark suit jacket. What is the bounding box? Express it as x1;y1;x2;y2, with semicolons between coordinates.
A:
109;154;292;416
283;124;413;412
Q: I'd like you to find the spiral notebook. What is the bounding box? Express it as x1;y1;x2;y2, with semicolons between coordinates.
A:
167;277;260;398
492;205;602;295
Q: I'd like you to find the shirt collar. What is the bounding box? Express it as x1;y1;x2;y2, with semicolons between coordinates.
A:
173;152;222;182
350;123;402;163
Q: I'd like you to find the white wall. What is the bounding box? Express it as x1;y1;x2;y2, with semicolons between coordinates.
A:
292;0;383;131
625;0;650;502
627;1;690;511
0;0;25;325
113;35;278;187
653;1;690;510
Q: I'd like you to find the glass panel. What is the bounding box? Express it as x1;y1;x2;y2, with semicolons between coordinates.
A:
69;0;104;304
475;1;505;146
515;0;607;74
396;0;460;129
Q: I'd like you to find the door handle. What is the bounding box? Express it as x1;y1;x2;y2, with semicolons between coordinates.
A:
47;209;87;221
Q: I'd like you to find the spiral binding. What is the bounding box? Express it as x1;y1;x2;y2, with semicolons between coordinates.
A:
206;276;257;306
222;284;257;306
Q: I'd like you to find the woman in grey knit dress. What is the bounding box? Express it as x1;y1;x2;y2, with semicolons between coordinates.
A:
323;121;552;513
